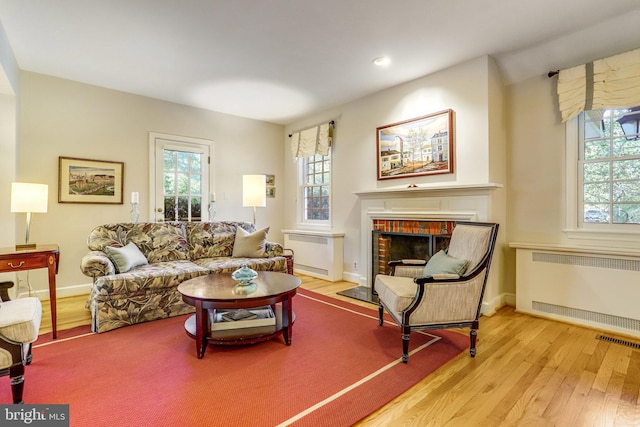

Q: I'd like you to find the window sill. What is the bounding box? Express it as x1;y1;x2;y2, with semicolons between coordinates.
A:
565;227;640;243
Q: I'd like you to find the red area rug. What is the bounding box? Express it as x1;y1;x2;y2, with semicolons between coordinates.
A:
0;289;468;426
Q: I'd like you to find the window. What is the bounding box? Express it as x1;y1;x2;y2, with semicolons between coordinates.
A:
299;151;331;223
579;107;640;225
162;149;204;221
149;132;214;222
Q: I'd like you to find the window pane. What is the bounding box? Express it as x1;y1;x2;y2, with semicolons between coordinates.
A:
191;174;201;194
191;197;201;221
584;120;605;139
583;205;609;223
177;196;189;220
583;162;610;182
164;151;175;170
613;181;640;202
613;204;640;224
584;140;610;160
613;159;640;180
191;154;201;170
164;172;175;194
583;183;609;203
177;173;189;195
614;137;640;157
164;196;176;221
177;152;190;172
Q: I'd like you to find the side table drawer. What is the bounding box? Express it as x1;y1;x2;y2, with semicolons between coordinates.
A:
0;255;49;272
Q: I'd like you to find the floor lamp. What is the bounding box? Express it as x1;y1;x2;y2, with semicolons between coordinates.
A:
242;175;266;224
11;182;48;250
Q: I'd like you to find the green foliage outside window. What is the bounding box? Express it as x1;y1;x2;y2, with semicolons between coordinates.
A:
582;108;640;224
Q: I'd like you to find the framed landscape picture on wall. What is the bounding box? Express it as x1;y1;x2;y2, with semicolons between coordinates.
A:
58;156;124;204
376;109;454;180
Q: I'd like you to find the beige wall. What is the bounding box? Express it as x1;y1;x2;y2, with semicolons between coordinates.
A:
506;75;566;245
13;72;285;297
0;21;18;288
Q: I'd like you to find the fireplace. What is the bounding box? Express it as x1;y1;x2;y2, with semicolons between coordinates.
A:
339;220;455;303
341;182;500;304
371;220;454;289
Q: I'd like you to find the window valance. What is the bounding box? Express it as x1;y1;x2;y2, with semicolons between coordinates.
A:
289;121;334;158
557;47;640;122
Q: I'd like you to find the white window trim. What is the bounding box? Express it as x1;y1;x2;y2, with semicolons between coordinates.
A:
296;154;332;230
564;116;640;242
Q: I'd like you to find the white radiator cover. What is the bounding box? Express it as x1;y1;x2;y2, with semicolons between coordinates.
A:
512;243;640;338
282;230;344;281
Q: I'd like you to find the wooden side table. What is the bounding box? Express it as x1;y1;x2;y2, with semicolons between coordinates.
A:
0;245;60;339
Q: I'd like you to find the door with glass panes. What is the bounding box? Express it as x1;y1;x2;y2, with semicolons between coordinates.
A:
150;134;213;222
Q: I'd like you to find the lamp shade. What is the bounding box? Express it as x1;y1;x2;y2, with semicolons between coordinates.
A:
11;183;48;213
242;175;266;207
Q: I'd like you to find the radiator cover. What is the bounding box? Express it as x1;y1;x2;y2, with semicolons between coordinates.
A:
514;245;640;337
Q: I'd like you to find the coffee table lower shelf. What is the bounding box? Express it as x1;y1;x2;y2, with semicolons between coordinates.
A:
184;305;296;346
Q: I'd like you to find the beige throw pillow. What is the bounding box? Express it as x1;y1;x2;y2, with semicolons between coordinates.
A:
232;227;269;258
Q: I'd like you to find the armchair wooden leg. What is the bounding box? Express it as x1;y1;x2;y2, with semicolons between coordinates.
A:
378;304;384;326
402;326;411;363
9;365;25;404
470;327;478;357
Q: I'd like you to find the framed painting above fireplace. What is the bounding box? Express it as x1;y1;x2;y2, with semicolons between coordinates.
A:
376;109;454;180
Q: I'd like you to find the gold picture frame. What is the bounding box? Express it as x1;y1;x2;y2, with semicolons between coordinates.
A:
377;109;454;180
58;156;124;204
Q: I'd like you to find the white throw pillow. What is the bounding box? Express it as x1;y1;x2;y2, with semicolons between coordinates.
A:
232;227;269;258
104;242;148;273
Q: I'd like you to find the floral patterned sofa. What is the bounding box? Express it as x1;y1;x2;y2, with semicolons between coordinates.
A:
80;221;287;333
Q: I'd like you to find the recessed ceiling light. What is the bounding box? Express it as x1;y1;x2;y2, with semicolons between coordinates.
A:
372;56;391;67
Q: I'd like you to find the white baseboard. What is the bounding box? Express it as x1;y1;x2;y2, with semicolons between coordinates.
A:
17;282;92;301
341;272;361;284
482;292;515;316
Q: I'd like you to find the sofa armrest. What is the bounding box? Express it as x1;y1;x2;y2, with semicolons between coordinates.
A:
265;241;284;257
80;251;115;278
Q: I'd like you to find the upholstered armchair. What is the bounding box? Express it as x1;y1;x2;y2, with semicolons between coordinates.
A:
375;222;499;363
0;297;42;403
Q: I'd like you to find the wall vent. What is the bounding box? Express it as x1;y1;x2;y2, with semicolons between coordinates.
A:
532;301;640;332
532;252;640;272
596;334;640;350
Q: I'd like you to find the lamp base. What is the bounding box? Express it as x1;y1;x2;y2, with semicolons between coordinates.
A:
15;243;37;250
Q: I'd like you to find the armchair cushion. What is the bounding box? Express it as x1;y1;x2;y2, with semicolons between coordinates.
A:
375;275;417;315
423;250;468;277
0;297;42;344
104;242;149;273
232;227;269;258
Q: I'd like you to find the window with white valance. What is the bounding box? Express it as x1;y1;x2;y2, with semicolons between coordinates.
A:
289;121;334;158
557;47;640;122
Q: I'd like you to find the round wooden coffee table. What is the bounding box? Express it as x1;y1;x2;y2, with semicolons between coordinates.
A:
177;271;301;359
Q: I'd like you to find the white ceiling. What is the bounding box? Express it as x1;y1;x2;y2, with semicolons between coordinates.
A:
1;0;640;125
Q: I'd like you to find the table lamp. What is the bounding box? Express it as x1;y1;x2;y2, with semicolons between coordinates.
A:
11;182;48;250
242;175;266;224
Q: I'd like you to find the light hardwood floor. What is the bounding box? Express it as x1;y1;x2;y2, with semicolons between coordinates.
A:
39;275;640;426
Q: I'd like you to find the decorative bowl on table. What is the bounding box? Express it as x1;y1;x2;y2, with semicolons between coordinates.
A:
231;264;258;294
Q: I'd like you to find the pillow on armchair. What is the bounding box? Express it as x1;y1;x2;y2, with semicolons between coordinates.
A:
422;250;468;277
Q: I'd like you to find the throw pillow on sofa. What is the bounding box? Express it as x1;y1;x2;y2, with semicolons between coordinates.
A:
104;242;149;273
422;250;468;277
232;227;270;258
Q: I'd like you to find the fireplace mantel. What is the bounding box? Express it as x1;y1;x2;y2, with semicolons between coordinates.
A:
354;182;502;199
